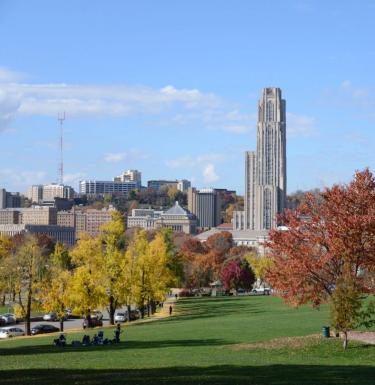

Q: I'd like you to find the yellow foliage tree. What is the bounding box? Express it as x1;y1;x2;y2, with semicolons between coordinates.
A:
245;253;273;287
99;210;127;324
69;234;106;325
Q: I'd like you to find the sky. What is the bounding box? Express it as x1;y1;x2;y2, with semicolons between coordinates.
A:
1;0;375;195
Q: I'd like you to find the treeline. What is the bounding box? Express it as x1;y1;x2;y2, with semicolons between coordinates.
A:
0;212;183;335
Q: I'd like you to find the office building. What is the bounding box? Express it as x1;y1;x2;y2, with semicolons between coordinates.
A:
177;179;191;192
43;184;74;200
0;224;75;246
0;188;22;209
147;180;178;190
114;170;142;188
27;185;43;204
79;180;139;196
188;187;221;228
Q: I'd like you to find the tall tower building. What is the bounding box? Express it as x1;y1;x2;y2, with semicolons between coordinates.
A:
243;87;287;230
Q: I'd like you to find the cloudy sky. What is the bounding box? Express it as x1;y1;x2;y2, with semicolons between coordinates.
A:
1;0;375;194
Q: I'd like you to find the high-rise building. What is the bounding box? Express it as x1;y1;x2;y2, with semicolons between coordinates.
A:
177;179;191;192
114;170;142;188
27;185;43;204
0;189;6;209
42;184;74;201
188;187;221;228
0;188;22;208
236;87;287;230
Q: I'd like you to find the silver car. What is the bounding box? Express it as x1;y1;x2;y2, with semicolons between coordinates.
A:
0;313;17;324
0;326;24;338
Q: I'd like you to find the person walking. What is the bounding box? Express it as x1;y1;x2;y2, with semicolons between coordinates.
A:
169;305;173;316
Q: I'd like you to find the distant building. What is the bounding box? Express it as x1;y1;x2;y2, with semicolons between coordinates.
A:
43;184;74;201
187;187;221;228
114;170;142;188
127;202;196;234
27;185;43;204
0;188;22;208
147;180;178;190
0;224;75;246
57;206;117;238
0;206;57;225
79;180;139;196
177;179;191;192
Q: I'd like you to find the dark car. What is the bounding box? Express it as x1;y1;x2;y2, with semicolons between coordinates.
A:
31;324;60;335
82;317;103;328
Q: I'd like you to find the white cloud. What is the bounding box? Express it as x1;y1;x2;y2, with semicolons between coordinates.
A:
0;67;25;82
104;149;149;163
287;112;317;137
165;153;225;169
63;172;87;184
0;89;20;131
0;169;47;190
202;163;219;183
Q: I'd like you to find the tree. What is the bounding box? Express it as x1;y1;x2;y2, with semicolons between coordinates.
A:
40;243;72;331
266;169;375;346
11;234;51;335
99;210;127;324
69;234;106;325
220;259;255;291
245;253;273;287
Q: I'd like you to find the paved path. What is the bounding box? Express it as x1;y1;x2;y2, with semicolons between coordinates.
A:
347;331;375;345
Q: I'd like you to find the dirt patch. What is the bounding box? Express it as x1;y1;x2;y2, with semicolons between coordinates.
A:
230;334;322;351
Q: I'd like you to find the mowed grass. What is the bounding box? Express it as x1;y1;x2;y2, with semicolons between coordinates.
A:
0;295;374;385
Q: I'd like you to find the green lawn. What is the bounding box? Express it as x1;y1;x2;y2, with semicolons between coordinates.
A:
0;295;374;385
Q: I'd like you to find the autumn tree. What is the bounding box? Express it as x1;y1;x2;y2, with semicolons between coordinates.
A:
220;258;255;292
40;243;72;331
245;253;273;287
69;234;106;325
11;234;52;335
99;210;127;324
267;169;375;346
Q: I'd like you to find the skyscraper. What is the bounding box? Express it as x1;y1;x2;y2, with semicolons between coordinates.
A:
235;87;287;231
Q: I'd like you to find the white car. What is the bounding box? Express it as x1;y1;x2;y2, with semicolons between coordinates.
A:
91;310;103;321
43;313;57;321
0;326;25;339
0;313;17;324
114;312;127;323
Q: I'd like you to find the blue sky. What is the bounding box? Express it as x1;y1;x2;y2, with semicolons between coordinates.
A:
1;0;375;194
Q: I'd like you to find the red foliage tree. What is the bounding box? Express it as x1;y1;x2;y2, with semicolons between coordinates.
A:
220;259;255;291
266;169;375;307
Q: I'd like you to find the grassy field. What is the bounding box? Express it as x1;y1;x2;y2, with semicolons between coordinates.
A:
0;295;374;385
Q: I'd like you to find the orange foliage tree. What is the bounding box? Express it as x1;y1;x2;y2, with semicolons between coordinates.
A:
267;169;375;307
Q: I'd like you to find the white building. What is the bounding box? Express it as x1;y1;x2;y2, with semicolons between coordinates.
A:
114;170;142;188
43;184;74;200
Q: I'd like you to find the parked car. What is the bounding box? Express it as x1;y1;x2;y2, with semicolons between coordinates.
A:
114;312;127;323
31;324;60;335
91;310;103;321
129;310;141;321
82;317;103;328
43;313;57;321
0;326;25;339
0;313;17;324
252;287;271;295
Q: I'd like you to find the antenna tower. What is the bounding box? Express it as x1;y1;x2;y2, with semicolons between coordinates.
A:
57;112;66;185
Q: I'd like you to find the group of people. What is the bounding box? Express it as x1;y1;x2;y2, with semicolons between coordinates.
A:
53;323;123;347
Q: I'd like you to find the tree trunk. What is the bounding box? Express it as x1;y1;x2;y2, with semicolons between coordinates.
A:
59;319;64;332
147;298;150;317
109;295;115;325
343;331;348;350
127;304;131;322
1;294;5;306
25;281;32;336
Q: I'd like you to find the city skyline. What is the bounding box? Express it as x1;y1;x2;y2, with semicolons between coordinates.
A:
1;1;375;194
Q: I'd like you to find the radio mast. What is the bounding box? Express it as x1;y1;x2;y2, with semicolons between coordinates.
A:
57;112;66;185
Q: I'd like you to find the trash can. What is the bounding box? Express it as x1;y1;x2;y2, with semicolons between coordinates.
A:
322;326;330;338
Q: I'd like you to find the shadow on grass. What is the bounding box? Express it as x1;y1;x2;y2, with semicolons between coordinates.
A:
0;338;230;356
157;297;265;323
1;365;374;385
